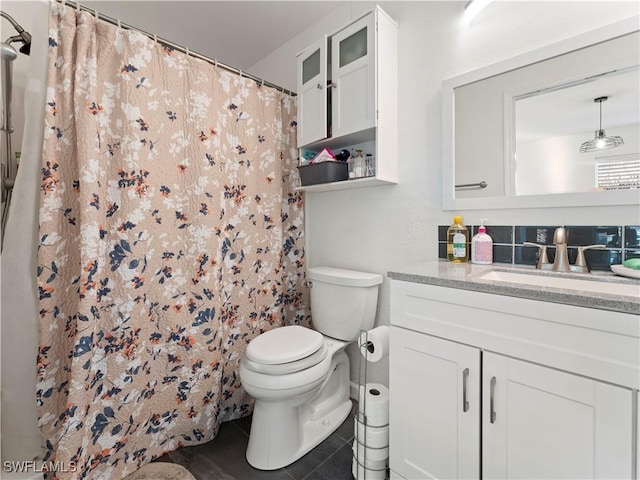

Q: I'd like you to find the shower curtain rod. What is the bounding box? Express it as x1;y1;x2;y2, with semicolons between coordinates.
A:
57;0;297;96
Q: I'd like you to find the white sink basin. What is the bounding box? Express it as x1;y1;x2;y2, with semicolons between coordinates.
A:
478;270;640;297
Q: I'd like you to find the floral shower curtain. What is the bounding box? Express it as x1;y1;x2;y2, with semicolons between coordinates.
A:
36;3;309;479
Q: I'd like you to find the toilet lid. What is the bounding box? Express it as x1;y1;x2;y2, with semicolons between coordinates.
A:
246;325;324;365
242;343;328;375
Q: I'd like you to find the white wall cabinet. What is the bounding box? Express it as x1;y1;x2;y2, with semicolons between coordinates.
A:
295;7;398;192
330;11;376;139
296;36;328;147
389;280;638;480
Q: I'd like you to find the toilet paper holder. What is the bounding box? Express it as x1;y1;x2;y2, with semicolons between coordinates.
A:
353;329;390;479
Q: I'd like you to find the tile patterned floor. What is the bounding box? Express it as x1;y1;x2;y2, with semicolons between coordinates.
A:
156;406;356;480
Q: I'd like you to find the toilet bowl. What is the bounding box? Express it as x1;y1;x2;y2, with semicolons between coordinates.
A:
240;327;352;470
239;267;383;470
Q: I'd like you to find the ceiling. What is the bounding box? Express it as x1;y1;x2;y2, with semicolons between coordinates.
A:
516;67;640;141
84;1;343;70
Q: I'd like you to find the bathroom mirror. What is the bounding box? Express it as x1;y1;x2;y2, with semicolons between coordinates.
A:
442;16;640;210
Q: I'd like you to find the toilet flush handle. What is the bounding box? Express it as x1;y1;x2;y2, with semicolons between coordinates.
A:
305;281;313;288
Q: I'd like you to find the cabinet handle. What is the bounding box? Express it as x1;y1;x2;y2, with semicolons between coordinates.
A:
316;83;324;90
462;368;470;412
328;82;337;89
489;376;497;424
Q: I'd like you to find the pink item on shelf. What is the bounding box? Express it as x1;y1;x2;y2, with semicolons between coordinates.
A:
310;147;335;164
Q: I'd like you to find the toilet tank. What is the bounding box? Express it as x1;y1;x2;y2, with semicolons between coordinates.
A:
307;267;383;341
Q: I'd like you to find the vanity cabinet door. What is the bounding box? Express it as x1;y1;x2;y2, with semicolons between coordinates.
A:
637;391;640;479
390;327;480;480
296;36;328;147
483;353;633;480
330;11;376;139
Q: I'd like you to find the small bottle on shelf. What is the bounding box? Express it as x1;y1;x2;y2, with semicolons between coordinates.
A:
365;154;375;177
349;149;365;179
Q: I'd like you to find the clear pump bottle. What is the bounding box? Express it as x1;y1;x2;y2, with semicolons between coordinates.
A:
447;216;469;263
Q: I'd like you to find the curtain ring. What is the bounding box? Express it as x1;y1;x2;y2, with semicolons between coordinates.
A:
117;19;121;29
185;47;189;56
153;34;157;45
76;2;81;11
94;9;99;20
261;78;265;87
61;0;66;6
214;59;218;68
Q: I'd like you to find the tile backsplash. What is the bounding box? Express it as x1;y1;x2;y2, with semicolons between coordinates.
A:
437;224;640;271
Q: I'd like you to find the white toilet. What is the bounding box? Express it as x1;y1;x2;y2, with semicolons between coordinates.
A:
239;266;383;470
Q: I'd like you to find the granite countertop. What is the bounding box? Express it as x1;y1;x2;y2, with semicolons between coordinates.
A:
388;260;640;315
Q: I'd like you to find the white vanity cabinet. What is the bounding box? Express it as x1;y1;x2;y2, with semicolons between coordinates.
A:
483;352;633;479
295;7;398;192
389;279;638;480
390;327;480;479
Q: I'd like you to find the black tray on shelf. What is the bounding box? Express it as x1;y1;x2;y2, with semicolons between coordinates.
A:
298;161;348;186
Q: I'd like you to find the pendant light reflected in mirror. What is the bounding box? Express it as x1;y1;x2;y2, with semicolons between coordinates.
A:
579;96;624;153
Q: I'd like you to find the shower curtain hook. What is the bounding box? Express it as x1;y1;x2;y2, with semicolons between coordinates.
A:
76;2;80;12
94;9;99;20
117;19;121;29
185;47;190;56
61;0;66;7
214;59;218;68
153;34;157;45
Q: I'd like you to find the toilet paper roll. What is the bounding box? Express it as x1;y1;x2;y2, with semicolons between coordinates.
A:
359;326;390;363
352;454;387;480
353;439;389;462
358;383;389;427
353;417;389;449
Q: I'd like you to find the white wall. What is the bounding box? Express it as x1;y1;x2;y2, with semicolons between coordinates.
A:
249;1;640;386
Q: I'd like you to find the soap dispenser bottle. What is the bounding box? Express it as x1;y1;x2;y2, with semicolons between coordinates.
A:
471;220;493;265
447;216;469;263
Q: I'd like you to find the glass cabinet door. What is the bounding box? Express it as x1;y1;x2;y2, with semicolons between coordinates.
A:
331;12;376;138
339;27;368;68
296;36;328;147
302;49;321;85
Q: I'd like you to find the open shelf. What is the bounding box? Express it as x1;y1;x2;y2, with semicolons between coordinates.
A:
296;175;397;193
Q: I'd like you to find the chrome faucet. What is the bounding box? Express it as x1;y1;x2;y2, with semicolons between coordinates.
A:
524;227;605;273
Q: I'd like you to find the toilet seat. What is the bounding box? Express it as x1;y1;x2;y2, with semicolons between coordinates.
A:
246;325;324;365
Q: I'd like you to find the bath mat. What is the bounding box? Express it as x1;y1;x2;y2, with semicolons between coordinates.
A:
123;462;196;480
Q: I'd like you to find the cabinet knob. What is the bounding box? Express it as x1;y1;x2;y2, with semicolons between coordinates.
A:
316;83;323;90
